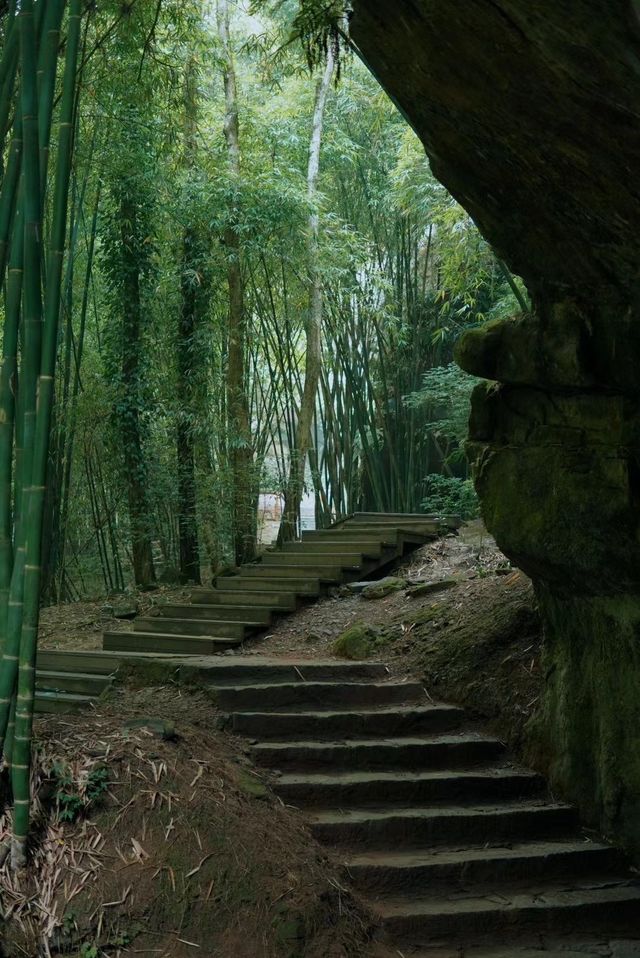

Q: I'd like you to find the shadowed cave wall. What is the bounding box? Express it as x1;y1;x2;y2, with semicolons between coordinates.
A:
349;0;640;855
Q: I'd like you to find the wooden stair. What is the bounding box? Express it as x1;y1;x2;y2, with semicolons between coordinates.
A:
103;512;457;658
34;512;457;712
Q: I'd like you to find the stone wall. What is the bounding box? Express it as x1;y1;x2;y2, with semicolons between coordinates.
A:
350;0;640;856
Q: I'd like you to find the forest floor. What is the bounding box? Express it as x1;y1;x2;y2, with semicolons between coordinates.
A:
3;524;546;958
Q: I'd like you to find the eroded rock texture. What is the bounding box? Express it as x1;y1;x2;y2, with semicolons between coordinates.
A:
350;0;640;854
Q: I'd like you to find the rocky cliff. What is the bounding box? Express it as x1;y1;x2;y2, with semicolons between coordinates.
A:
350;0;640;855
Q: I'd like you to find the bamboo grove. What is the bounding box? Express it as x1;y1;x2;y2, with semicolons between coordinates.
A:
0;0;527;866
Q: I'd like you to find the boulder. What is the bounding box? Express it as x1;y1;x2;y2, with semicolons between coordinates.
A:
333;622;384;660
361;576;407;600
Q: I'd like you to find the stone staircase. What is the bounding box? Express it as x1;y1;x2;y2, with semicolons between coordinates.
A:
218;659;640;954
34;512;455;711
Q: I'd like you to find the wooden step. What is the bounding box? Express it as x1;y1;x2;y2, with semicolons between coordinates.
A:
103;631;242;655
36;669;112;697
261;551;365;568
219;576;321;595
35;690;95;714
155;603;273;625
280;540;388;557
240;564;346;580
191;588;298;609
133;617;258;639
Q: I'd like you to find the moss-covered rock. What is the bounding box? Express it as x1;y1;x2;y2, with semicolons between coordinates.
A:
333;622;385;659
361;576;407;600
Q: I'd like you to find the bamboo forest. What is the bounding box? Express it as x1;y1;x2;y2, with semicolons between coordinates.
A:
2;1;640;956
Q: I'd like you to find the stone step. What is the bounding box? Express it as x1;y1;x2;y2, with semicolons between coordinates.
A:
133;617;258;639
199;659;388;686
35;690;94;714
373;881;640;941
35;669;112;697
156;603;273;625
346;839;623;895
229;704;465;740
191;589;298;609
213;680;425;713
220;575;322;595
103;631;242;655
261;551;365;568
241;564;346;580
274;767;543;809
308;801;578;850
251;733;504;772
280;540;389;557
404;944;640;958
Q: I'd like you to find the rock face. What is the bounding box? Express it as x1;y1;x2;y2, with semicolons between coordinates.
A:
350;1;640;856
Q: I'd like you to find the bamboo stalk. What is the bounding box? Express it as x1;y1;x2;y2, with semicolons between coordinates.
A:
11;0;81;870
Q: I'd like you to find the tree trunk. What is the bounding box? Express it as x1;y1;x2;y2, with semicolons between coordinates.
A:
217;0;255;565
278;50;335;544
176;56;203;584
119;190;155;587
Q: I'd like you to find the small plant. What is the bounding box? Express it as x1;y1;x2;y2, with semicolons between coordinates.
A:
52;762;110;823
422;474;479;520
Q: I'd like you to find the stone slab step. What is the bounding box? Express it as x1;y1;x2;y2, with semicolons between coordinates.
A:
213;680;424;713
405;943;640;958
274;767;543;808
220;576;322;595
36;669;112;697
346;839;623;894
156;603;273;625
193;658;387;685
230;704;465;740
251;733;504;772
35;690;94;714
133;618;257;639
373;881;640;941
103;631;242;655
191;589;298;609
308;801;578;849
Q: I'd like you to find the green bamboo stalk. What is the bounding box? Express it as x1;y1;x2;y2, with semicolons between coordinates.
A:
11;0;81;870
0;222;23;654
0;105;23;283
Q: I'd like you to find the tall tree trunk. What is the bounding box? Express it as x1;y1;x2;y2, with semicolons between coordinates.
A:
278;50;335;544
119;190;155;587
217;0;255;566
176;56;203;584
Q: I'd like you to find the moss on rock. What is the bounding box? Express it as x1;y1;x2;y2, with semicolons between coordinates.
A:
333;622;385;659
361;576;407;600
